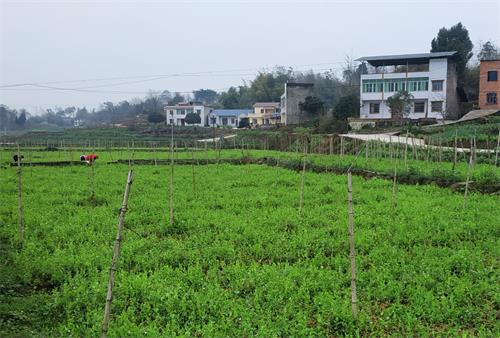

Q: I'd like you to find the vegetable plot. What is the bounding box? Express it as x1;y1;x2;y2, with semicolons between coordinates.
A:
0;164;498;336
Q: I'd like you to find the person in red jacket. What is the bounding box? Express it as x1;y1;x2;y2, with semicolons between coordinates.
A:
80;154;98;164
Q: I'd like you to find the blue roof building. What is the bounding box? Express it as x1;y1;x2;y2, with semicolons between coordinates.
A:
209;109;252;127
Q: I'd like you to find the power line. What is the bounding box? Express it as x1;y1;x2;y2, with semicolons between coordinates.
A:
0;62;346;88
0;67;345;95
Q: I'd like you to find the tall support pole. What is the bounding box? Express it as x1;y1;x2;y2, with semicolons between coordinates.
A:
495;129;499;166
299;136;307;216
347;171;358;318
101;170;134;338
169;120;175;227
463;144;473;208
191;146;196;199
404;131;409;168
340;136;344;158
17;144;24;245
452;129;458;171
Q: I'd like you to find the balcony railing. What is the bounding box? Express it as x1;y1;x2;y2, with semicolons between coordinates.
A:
362;63;429;75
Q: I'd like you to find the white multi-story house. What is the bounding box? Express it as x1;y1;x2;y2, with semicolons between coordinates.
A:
164;102;212;126
356;52;460;120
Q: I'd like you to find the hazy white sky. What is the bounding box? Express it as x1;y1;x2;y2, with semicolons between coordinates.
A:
1;0;499;113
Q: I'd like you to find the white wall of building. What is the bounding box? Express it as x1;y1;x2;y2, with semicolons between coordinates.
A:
164;105;211;126
359;57;449;120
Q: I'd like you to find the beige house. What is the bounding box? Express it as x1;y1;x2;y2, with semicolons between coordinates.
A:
248;102;280;126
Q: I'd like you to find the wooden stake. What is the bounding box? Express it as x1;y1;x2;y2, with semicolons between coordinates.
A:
100;170;134;338
392;161;398;210
495;129;499;166
404;131;409;168
191;147;196;198
169;122;174;227
17;144;24;245
347;171;358;318
463;146;473;208
339;136;344;157
299;136;307;216
452;129;458;171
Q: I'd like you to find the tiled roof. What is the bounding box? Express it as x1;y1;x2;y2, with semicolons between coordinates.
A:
211;109;252;117
253;102;280;108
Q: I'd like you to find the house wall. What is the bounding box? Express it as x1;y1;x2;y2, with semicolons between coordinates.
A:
359;57;451;120
283;84;314;125
249;105;279;126
165;105;211;126
479;60;500;109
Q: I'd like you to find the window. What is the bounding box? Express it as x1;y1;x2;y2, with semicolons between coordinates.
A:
486;92;497;104
362;80;383;93
414;101;425;113
169;110;174;115
369;103;380;114
487;71;498;81
231;118;236;124
222;117;228;125
432;80;444;91
260;109;264;114
196;109;201;115
431;101;443;112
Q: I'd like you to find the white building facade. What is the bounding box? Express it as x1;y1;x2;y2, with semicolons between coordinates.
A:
209;109;252;128
356;52;459;120
164;102;212;126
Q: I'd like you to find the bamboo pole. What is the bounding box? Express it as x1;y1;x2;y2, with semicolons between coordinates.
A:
100;170;134;338
495;129;499;166
347;171;358;318
191;146;196;198
153;142;158;166
299;136;307;216
404;131;409;168
392;161;398;210
17;144;24;245
340;136;344;158
463;144;473;208
452;129;458;171
169;121;174;227
438;136;442;162
472;135;477;168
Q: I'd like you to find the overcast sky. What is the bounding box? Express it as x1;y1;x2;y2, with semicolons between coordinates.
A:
1;0;499;114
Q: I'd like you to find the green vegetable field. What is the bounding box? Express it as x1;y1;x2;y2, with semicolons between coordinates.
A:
1;152;499;336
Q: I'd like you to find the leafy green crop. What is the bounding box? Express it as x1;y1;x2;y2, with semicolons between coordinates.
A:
0;162;499;336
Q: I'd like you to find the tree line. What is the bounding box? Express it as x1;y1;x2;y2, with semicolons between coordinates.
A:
1;22;497;133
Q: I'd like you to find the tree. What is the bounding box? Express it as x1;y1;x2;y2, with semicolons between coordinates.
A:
386;90;413;120
144;91;163;115
15;110;27;127
193;89;218;104
431;22;473;83
147;113;165;124
299;96;324;117
334;94;359;119
238;117;250;128
477;41;499;61
168;93;185;105
184;112;201;125
219;87;244;109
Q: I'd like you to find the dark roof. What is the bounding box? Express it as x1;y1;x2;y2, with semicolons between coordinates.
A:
286;82;314;87
212;109;252;117
355;52;457;66
253;102;280;108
